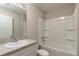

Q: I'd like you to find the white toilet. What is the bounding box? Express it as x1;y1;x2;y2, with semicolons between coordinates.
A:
37;49;49;56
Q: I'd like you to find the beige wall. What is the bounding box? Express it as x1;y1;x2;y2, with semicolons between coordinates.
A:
25;4;44;41
45;4;75;19
38;18;45;43
75;4;79;56
0;7;25;43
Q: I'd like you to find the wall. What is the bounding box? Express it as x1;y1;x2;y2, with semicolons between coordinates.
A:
0;7;25;43
45;4;75;20
25;3;44;41
75;3;79;56
38;17;45;43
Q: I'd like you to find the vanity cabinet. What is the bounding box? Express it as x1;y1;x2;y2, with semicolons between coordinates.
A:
4;43;38;56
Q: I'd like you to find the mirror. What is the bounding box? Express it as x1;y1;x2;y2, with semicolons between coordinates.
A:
0;14;13;39
0;4;26;41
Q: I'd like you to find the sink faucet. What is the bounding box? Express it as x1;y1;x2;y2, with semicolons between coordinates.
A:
14;37;17;42
10;35;17;42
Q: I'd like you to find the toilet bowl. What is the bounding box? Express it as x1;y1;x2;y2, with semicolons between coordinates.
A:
37;49;49;56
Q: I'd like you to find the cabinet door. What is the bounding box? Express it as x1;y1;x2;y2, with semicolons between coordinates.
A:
9;43;38;56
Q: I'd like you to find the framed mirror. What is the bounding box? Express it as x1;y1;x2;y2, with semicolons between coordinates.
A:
0;14;13;39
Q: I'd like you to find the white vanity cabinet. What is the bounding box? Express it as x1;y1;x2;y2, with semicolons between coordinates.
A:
4;43;38;56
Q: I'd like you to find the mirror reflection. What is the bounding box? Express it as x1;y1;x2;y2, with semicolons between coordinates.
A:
0;14;12;39
0;4;26;41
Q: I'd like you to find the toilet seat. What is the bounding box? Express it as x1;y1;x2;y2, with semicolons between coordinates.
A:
37;49;49;56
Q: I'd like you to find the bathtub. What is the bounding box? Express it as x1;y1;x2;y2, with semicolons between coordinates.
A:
39;44;76;56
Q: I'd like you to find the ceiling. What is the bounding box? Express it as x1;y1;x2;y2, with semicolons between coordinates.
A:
34;3;75;13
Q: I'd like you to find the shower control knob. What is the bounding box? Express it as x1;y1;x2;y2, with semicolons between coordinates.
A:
42;36;48;39
42;37;44;39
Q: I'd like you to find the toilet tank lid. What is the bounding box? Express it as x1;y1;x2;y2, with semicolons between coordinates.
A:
37;49;49;55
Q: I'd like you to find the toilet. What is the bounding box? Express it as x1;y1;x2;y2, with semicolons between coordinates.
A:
37;49;49;56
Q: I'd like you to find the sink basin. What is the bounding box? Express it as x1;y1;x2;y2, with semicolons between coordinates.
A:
4;40;28;48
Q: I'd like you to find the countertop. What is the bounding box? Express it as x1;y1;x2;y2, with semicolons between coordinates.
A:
0;39;37;56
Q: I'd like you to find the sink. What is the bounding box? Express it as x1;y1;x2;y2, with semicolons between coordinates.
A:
4;40;28;48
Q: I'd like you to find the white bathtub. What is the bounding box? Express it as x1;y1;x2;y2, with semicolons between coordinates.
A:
39;44;76;56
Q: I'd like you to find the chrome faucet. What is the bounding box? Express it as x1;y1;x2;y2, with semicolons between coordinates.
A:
10;35;17;42
42;36;48;44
